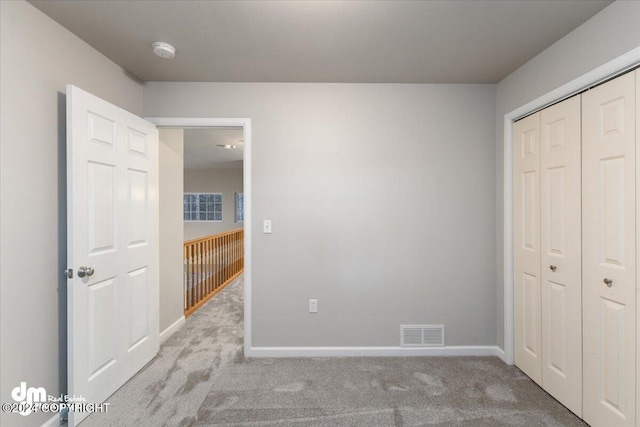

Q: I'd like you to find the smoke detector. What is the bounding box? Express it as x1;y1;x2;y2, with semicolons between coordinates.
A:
152;42;176;59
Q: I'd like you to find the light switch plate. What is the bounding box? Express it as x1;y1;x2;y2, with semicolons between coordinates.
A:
309;299;318;313
263;219;272;234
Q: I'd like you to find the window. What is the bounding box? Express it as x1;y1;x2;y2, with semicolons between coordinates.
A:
235;193;244;222
184;193;222;221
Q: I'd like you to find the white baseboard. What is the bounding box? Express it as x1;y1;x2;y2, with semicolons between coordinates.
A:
159;315;185;343
246;346;503;358
41;413;59;427
495;347;508;364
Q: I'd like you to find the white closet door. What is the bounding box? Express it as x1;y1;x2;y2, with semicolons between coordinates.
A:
514;112;542;385
583;72;636;427
540;95;582;416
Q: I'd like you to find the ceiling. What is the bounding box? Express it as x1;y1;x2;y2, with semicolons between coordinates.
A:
183;128;244;170
30;0;612;84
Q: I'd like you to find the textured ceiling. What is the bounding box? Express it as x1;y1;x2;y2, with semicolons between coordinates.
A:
30;0;612;83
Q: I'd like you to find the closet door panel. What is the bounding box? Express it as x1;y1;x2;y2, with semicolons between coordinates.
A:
514;112;542;385
583;71;636;427
540;95;582;416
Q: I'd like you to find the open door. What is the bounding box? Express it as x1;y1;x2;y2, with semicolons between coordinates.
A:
66;86;159;426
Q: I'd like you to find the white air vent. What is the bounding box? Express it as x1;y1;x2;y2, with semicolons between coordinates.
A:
401;325;445;347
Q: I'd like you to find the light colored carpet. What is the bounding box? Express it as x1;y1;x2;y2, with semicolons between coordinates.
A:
82;275;585;426
198;357;585;426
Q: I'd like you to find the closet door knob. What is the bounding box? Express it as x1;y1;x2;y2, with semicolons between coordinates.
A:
603;278;613;287
549;265;557;272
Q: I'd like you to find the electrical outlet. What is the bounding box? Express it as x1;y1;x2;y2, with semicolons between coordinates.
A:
263;219;272;234
309;299;318;313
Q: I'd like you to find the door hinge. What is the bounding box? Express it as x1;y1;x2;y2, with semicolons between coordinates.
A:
65;268;73;279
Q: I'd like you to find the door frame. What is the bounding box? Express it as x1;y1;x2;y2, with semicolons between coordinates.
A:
502;47;640;365
145;117;253;354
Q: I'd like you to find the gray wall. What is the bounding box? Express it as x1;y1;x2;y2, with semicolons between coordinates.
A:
0;1;143;426
184;167;244;240
495;0;640;349
159;129;186;333
144;83;497;348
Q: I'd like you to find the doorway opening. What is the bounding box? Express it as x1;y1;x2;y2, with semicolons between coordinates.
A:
151;117;252;355
181;127;244;317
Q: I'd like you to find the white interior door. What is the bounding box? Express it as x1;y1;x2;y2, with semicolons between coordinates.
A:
582;72;636;427
540;95;582;416
514;112;542;385
67;85;159;426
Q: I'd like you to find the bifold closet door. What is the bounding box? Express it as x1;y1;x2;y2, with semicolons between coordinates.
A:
583;71;636;427
540;95;582;416
514;112;542;385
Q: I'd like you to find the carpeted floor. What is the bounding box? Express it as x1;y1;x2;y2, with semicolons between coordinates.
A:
82;275;586;426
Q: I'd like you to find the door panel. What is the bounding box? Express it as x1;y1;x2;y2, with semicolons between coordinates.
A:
514;112;542;385
547;166;565;254
583;72;636;427
127;168;148;246
540;95;582;416
87;278;117;379
67;85;159;426
601;158;625;264
547;281;566;372
129;267;149;342
601;297;626;414
523;272;539;356
87;162;117;254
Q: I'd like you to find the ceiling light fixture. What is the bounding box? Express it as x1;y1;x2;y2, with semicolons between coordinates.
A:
152;42;176;59
216;144;237;149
